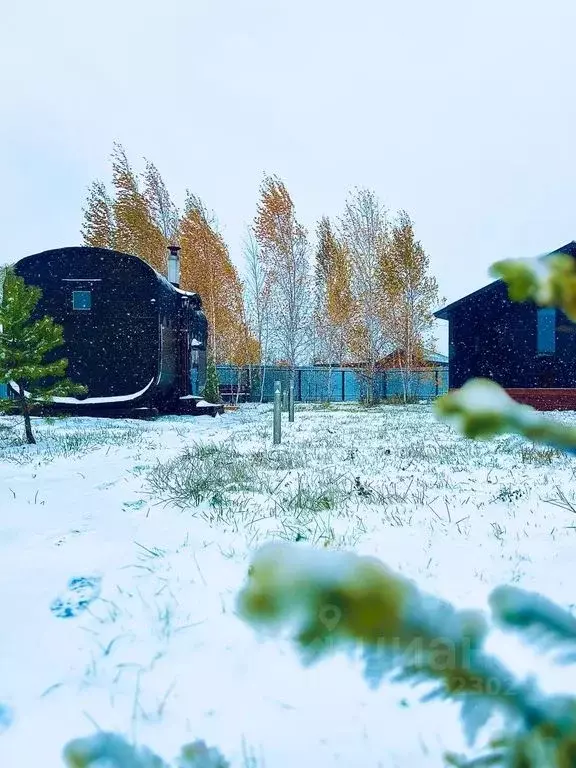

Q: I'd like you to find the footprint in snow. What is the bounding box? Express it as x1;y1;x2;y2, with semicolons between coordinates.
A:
50;576;102;618
0;703;13;733
122;499;146;511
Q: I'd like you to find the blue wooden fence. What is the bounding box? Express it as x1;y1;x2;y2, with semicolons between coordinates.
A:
217;365;448;403
0;369;448;404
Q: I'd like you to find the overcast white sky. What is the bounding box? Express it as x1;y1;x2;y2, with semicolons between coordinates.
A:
2;0;576;352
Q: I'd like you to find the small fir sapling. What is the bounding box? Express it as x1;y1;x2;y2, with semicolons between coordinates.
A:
0;268;86;444
202;355;221;404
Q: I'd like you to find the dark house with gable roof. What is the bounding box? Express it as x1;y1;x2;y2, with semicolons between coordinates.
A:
434;241;576;410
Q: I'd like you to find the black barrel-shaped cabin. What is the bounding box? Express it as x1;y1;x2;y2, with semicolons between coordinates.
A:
10;246;211;415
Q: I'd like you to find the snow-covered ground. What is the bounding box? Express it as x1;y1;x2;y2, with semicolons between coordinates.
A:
1;402;576;767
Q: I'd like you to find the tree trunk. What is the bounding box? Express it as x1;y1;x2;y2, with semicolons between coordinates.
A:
17;382;36;445
397;350;408;405
246;363;253;404
235;367;241;405
365;362;375;406
259;363;266;404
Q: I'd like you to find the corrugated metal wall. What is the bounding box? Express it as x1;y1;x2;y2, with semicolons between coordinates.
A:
217;365;448;402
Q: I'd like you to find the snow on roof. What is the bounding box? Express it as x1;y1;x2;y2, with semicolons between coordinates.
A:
154;270;199;299
173;285;199;298
10;377;156;405
425;351;449;364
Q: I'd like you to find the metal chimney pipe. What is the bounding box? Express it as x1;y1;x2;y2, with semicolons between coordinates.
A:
167;244;181;287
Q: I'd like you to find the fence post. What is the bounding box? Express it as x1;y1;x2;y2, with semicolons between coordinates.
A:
273;380;281;444
298;369;302;402
288;380;295;422
435;368;439;397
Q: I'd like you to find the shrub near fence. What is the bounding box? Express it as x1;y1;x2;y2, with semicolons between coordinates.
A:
216;365;448;403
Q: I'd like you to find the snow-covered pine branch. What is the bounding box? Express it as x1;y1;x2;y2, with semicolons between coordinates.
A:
62;732;230;768
491;252;576;322
236;541;576;766
435;378;576;454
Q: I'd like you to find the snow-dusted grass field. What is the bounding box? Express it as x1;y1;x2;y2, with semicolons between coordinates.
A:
2;402;576;766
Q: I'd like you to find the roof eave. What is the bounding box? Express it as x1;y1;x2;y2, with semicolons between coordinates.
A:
434;279;501;319
434;241;576;320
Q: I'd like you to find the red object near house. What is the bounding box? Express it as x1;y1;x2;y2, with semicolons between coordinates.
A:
505;388;576;411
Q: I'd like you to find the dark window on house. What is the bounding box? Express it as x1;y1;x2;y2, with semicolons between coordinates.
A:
72;290;91;311
537;308;556;355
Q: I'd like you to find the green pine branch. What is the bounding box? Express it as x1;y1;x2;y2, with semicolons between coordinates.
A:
434;378;576;454
62;733;229;768
491;251;576;322
236;541;576;766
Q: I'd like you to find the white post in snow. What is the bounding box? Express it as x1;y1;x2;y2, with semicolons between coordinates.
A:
273;380;282;445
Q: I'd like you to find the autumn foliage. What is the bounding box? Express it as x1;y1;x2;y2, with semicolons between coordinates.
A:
253;175;311;369
82;145;256;365
314;216;354;366
179;194;253;364
82;150;440;377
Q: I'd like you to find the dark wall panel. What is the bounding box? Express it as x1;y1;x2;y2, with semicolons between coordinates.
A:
447;281;576;389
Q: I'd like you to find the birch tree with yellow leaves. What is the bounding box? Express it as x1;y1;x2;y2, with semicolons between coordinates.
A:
82;144;168;273
381;210;440;399
340;188;392;403
314;216;354;367
254;174;312;370
81;181;115;249
110;143;167;273
179;192;252;364
143;159;179;242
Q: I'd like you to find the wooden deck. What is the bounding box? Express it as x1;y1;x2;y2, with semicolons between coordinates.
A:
506;388;576;411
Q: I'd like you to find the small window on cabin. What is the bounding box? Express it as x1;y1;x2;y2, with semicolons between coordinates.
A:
72;290;91;311
537;307;556;355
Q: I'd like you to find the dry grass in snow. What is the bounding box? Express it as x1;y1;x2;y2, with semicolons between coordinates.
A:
1;402;576;766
